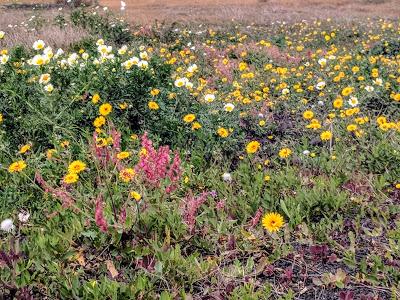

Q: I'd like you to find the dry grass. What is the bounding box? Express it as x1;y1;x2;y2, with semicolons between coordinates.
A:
0;8;89;48
99;0;400;23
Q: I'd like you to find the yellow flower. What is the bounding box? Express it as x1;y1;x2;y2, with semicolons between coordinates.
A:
0;113;3;123
148;101;159;110
183;114;196;123
279;148;292;159
320;131;332;141
246;141;261;154
264;175;271;182
191;122;202;130
64;173;79;184
119;102;128;110
262;212;284;233
117;151;130;160
119;168;135;183
99;103;112;116
92;93;100;104
131;134;138;141
217;127;229;138
93;116;106;128
60;140;70;148
8;160;27;173
19;143;31;154
68;160;86;174
341;87;353;96
303;110;314;120
333;98;343;109
150;89;160;96
46;149;57;159
347;124;357;132
130;191;142;201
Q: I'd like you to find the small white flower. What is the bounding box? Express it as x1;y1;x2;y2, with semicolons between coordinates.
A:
174;77;187;88
303;150;310;155
187;64;198;73
282;88;290;95
138;60;148;69
318;100;324;106
373;78;383;86
348;96;359;107
365;86;374;92
1;219;14;232
318;58;327;66
18;211;30;223
185;81;193;89
33;40;45;50
224;103;235;112
0;54;9;64
44;84;54;92
316;81;326;90
204;94;215;102
222;173;232;182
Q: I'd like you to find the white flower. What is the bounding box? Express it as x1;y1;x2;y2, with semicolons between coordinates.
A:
185;81;193;89
204;94;215;102
224;103;235;112
31;54;46;66
18;211;30;223
303;150;310;155
139;51;148;60
316;81;326;90
222;173;232;182
82;52;89;60
282;88;290;95
39;73;51;84
187;64;198;73
365;86;374;92
118;45;127;55
138;60;148;69
0;54;9;64
44;84;54;92
348;96;359;107
174;77;187;88
33;39;45;50
55;48;64;57
318;100;324;106
1;219;14;232
318;58;327;66
96;39;104;46
373;78;383;86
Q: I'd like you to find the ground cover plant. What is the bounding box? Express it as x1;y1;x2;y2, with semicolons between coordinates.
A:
0;5;400;299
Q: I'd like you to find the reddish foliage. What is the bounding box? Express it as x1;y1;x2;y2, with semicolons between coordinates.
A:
95;195;108;233
35;172;74;208
181;191;210;234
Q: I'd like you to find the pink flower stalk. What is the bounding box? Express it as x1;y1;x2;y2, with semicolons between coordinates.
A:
216;199;225;211
35;172;74;208
248;207;263;228
136;133;182;192
181;191;209;234
95;195;108;232
118;207;127;226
